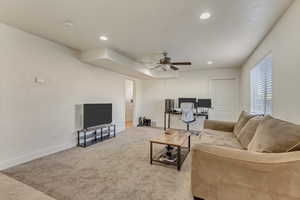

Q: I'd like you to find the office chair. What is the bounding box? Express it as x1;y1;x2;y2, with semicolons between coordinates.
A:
181;102;196;132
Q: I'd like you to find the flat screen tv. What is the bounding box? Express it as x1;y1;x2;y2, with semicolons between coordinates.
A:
83;104;112;129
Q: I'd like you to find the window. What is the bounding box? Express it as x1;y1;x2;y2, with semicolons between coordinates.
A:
250;54;272;115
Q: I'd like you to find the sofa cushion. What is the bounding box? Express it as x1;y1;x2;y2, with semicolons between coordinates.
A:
200;129;243;150
237;116;263;149
248;115;300;153
203;120;236;132
233;111;256;137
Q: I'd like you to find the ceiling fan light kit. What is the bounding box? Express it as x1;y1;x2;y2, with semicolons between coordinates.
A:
149;52;192;71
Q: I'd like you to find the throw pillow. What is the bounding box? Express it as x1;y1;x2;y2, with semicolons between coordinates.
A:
237;116;263;149
248;115;300;153
233;111;256;137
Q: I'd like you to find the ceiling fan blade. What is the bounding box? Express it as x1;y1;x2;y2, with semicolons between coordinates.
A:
146;62;159;66
149;64;162;70
170;65;179;71
171;62;192;65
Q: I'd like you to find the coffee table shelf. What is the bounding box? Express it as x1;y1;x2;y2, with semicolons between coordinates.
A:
151;147;190;170
150;130;191;171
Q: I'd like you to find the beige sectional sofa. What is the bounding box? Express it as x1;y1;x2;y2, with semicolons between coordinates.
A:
191;112;300;200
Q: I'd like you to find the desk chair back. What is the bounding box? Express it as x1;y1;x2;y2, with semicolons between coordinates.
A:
181;103;195;123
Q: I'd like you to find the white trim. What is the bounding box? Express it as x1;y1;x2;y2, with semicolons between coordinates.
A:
0;142;76;170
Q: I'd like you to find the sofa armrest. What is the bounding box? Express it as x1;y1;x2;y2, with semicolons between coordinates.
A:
191;144;300;199
203;120;236;132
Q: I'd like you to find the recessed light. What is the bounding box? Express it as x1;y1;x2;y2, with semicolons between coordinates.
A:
200;12;211;20
63;21;73;27
207;61;213;65
99;35;108;41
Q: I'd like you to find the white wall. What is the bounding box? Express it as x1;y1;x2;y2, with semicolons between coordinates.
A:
240;0;300;123
140;68;240;130
0;23;141;169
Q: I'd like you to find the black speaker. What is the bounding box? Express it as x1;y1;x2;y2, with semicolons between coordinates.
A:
165;99;175;113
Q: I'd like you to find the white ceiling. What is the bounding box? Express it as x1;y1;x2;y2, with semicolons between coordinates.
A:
0;0;293;70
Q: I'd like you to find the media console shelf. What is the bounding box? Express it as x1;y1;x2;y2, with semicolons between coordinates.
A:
77;124;116;148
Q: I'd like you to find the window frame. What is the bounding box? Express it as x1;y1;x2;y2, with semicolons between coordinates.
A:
250;52;272;115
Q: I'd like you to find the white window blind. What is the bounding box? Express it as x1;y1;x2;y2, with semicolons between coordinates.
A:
250;54;272;115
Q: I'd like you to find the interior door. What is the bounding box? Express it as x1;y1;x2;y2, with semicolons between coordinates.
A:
125;80;135;128
210;78;239;121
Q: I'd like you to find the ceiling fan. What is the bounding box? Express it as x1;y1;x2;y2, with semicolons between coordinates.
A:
149;52;192;71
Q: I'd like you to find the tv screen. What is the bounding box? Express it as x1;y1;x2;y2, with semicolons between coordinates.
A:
198;99;212;108
83;104;112;129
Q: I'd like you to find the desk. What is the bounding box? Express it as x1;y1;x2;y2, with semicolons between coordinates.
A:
164;111;209;131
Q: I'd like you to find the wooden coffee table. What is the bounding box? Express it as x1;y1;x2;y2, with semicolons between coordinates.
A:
150;130;191;171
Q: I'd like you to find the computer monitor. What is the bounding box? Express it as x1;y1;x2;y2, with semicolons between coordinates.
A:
198;99;212;108
178;98;197;108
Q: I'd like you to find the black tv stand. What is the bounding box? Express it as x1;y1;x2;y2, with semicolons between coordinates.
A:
77;124;116;148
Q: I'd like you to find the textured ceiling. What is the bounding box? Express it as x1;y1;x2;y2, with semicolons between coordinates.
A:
0;0;293;70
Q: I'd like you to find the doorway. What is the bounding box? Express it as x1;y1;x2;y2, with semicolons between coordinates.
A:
125;80;134;128
210;78;239;121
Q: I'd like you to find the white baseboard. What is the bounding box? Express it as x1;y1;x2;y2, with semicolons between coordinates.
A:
0;142;76;170
0;122;125;170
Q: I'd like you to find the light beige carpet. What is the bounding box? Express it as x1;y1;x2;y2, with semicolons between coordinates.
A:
0;173;55;200
3;127;193;200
